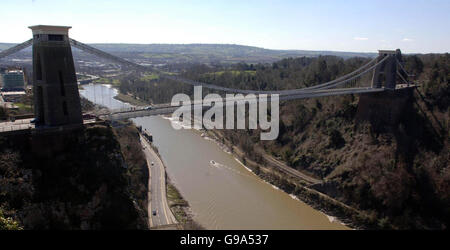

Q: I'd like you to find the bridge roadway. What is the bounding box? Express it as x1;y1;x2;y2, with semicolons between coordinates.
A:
77;74;100;85
100;87;387;121
0;118;100;133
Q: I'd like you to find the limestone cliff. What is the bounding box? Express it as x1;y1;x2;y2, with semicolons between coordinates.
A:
0;123;148;229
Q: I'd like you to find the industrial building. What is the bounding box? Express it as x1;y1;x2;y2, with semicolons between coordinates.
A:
0;69;25;91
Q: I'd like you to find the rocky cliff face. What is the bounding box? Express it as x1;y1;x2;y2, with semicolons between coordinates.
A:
222;85;448;229
0;124;148;229
218;54;449;229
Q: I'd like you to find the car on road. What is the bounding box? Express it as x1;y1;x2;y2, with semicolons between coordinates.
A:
152;210;157;216
145;106;153;110
151;161;154;166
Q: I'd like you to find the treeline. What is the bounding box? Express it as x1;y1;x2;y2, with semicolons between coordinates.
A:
117;75;193;104
183;56;371;91
117;55;373;104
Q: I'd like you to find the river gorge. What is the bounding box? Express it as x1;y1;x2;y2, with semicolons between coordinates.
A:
80;83;349;230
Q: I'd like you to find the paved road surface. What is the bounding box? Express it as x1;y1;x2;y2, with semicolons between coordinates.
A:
140;135;177;228
0;118;100;133
0;118;34;132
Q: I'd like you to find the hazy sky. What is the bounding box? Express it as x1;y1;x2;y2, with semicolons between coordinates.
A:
0;0;449;53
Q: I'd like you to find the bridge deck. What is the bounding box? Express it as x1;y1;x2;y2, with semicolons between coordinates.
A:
0;118;102;134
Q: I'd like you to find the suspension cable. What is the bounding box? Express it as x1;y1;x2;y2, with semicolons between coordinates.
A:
2;38;393;96
397;70;410;85
285;54;390;93
69;37;386;94
0;39;33;59
93;83;97;104
292;56;379;91
157;56;381;94
396;59;412;77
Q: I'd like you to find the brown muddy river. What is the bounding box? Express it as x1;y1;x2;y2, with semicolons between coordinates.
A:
81;84;349;230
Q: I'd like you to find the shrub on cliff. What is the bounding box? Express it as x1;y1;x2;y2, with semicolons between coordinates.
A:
0;208;22;230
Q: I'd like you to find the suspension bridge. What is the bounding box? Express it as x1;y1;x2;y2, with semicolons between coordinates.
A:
0;26;415;123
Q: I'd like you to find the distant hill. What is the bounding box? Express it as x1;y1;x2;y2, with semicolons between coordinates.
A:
0;43;17;51
0;42;377;64
88;43;376;57
82;43;378;63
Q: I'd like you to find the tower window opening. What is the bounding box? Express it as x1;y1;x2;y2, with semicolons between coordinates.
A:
36;53;42;80
58;70;66;96
62;101;68;116
48;34;64;41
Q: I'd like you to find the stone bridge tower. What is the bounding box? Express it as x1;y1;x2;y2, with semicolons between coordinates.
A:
29;25;82;127
371;49;403;90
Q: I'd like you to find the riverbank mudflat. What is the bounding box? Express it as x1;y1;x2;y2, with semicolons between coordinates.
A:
166;178;205;230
